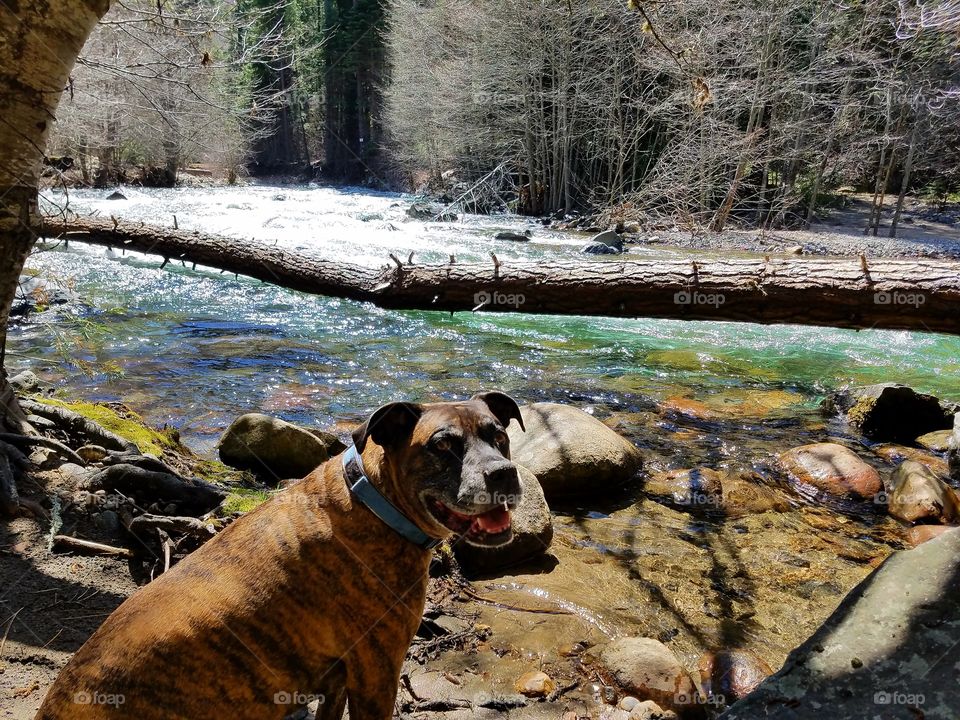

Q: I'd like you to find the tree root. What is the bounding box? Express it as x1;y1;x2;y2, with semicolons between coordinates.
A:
18;399;139;453
0;432;86;466
86;463;225;516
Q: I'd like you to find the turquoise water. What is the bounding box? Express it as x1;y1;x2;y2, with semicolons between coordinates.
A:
16;184;960;458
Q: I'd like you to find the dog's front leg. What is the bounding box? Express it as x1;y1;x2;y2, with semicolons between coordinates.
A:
344;643;407;720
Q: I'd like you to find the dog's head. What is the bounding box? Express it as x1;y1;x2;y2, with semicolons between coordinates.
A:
352;392;525;547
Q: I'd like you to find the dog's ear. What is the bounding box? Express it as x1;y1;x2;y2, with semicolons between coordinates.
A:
472;391;525;431
352;402;423;453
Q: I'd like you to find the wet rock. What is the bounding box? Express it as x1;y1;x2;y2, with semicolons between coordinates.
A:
407;202;457;222
643;468;723;510
949;414;960;483
904;524;957;548
629;700;677;720
698;649;772;704
821;383;955;443
915;429;953;453
581;230;624;255
507;403;643;499
721;472;791;516
779;443;882;501
599;637;700;718
495;230;531;242
870;443;949;478
453;464;553;573
719;529;960;720
514;670;556;697
217;413;340;481
9;370;43;393
11;276;82;318
106;190;126;200
887;460;960;525
77;445;109;463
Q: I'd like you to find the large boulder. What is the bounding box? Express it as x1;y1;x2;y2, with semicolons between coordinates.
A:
507;403;643;499
581;230;624;255
887;460;960;525
779;443;882;501
217;413;345;481
720;529;960;720
453;465;553;573
821;383;955;443
599;637;701;718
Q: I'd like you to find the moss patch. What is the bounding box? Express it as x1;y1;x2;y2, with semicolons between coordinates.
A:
221;488;273;514
38;398;181;457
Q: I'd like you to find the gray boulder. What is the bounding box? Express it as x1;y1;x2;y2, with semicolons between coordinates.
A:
406;202;457;222
720;528;960;720
495;230;531;242
9;370;44;393
217;413;346;482
506;402;643;499
453;464;553;573
581;229;624;255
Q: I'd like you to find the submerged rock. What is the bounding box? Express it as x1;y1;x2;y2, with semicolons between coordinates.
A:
507;402;643;499
698;649;773;705
821;383;955;443
643;468;723;510
514;670;555;697
779;443;882;501
887;460;960;525
600;637;700;718
871;443;949;478
719;529;960;720
217;413;345;481
453;464;553;573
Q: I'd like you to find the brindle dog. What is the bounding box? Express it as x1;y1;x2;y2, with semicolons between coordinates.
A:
36;392;524;720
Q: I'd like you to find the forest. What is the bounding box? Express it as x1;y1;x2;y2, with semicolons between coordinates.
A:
47;0;960;228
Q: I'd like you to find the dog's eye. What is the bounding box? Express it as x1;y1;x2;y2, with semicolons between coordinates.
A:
493;431;509;450
431;435;462;459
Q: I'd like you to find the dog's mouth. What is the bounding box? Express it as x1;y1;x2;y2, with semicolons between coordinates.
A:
426;497;513;547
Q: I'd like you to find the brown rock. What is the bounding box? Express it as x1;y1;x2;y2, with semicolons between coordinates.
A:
904;524;957;548
779;443;882;500
644;468;723;510
915;429;954;453
872;443;949;478
697;649;773;704
887;460;960;525
514;670;556;697
599;637;701;718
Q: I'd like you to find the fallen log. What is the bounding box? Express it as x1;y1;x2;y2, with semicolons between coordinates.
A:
39;217;960;335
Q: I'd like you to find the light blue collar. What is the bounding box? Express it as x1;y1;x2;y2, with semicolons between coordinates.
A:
342;445;440;551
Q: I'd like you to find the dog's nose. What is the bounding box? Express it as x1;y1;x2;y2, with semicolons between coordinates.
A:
483;461;521;501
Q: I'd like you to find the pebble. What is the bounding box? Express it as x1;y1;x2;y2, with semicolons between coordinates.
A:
514;670;555;697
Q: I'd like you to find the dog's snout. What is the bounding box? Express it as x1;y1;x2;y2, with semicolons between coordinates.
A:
484;461;521;499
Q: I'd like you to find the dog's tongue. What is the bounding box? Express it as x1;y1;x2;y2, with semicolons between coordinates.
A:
474;504;511;533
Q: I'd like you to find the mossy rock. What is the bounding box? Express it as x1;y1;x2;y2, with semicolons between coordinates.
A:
38;398;181;457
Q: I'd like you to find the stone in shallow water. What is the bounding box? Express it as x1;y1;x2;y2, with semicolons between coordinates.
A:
599;637;699;718
643;468;723;510
514;670;555;697
887;460;960;525
904;524;956;548
779;443;882;501
871;443;949;478
915;429;953;453
821;383;955;443
697;649;773;704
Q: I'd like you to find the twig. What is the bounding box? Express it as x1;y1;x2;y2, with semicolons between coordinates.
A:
53;535;134;558
460;586;572;615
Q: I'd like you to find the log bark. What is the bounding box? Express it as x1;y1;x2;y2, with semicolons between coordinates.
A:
40;217;960;335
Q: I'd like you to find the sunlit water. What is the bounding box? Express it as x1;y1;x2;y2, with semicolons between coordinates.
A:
13;183;960;666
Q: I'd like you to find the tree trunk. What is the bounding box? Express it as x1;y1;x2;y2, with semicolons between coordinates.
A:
40;217;960;336
889;121;919;239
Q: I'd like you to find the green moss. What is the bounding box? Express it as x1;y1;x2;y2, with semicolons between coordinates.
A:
221;488;273;514
38;398;181;457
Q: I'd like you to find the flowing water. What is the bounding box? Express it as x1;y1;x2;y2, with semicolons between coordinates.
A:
13;184;960;688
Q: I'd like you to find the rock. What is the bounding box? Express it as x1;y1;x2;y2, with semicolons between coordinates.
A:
949;413;960;483
514;670;556;697
721;472;791;516
904;524;957;548
495;230;532;242
643;468;723;510
821;383;955;443
779;443;882;501
106;190;126;200
719;529;960;720
886;460;960;525
619;696;641;711
915;429;953;453
96;509;121;534
698;649;773;704
302;428;347;456
871;443;949;478
786;245;804;255
453;465;553;573
11;276;82;318
77;445;109;463
599;637;700;718
9;370;43;393
629;700;677;720
407;202;457;222
581;230;623;254
217;413;336;481
507;403;643;499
